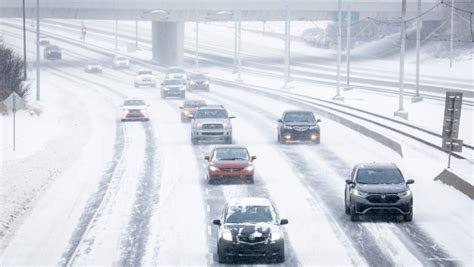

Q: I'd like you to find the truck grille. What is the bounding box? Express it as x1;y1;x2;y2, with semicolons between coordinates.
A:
366;194;400;203
202;123;223;129
237;234;268;244
221;168;243;172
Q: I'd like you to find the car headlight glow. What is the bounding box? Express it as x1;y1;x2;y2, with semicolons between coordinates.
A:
222;122;231;129
244;165;254;172
353;189;368;197
123;109;129;115
398;190;411;197
271;231;282;241
190;81;196;85
209;165;219;172
221;229;233;241
140;109;147;114
195;122;203;129
204;80;209;85
183;110;189;115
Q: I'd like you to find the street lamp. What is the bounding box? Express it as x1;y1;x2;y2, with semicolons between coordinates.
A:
333;0;344;101
22;0;27;81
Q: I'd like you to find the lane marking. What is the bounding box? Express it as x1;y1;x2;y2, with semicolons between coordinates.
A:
208;225;212;236
205;188;209;195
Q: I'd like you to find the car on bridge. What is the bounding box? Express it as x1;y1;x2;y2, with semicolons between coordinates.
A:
160;79;186;99
277;110;321;144
179;99;207;122
212;197;288;263
190;105;235;145
121;99;149;122
112;55;129;69
44;45;62;60
344;162;414;222
186;73;210;91
204;145;256;184
134;70;156;88
84;61;103;73
166;67;187;81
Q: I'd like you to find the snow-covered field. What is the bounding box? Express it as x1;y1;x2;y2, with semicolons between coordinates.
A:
0;18;472;266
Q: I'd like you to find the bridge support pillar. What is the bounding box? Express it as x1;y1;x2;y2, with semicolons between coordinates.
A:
152;21;184;66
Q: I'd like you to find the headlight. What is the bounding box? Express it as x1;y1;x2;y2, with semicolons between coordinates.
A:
163;87;170;91
182;74;187;79
209;165;219;172
195;122;203;129
244;165;254;171
222;122;231;129
271;231;282;241
183;110;189;115
398;190;411;197
204;80;209;85
190;81;196;85
140;108;147;114
221;229;233;241
123;109;129;114
180;86;186;91
353;189;368;197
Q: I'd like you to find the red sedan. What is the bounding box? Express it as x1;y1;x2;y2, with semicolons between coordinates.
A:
204;145;256;184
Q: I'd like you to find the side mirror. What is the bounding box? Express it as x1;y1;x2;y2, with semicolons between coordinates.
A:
204;156;210;161
345;179;354;185
317;119;322;123
188;114;194;119
277;119;283;123
212;219;221;226
406;179;415;185
280;219;289;225
229;116;236;119
251;155;257;161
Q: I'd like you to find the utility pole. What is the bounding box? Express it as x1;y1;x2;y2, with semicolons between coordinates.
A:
333;0;344;101
36;0;40;101
195;21;199;70
282;0;291;89
236;11;242;82
412;0;423;103
449;0;454;68
135;20;138;49
394;0;408;119
345;5;352;90
233;18;238;73
22;0;27;81
114;19;118;50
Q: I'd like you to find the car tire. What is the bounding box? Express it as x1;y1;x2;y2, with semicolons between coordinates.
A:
404;211;413;222
225;137;232;144
350;204;359;222
217;246;226;263
181;92;186;99
344;193;350;214
191;137;199;145
134;83;139;88
161;92;166;99
278;134;285;144
274;252;285;263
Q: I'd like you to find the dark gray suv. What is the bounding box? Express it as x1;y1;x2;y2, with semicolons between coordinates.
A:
344;163;414;222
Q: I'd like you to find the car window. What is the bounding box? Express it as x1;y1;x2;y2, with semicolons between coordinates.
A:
283;112;316;123
163;80;183;86
194;109;228;119
184;101;206;108
356;168;404;184
138;71;152;75
124;100;145;106
190;74;206;79
214;148;249;161
225;205;275;224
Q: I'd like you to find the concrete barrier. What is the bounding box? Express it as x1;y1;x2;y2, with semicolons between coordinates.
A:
211;79;404;157
434;169;474;200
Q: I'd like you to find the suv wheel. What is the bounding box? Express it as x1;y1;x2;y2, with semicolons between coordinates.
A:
225;137;232;144
134;83;139;88
404;211;413;222
278;133;285;144
274;252;285;263
217;246;226;263
344;193;350;214
350;204;359;222
161;92;166;99
181;92;186;99
191;137;199;145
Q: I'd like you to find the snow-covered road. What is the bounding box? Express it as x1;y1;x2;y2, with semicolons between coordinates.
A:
1;19;472;266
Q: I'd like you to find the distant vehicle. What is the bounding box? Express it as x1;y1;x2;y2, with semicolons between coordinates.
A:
44;45;62;60
134;70;156;88
190;105;235;145
277;110;321;144
160;79;186;99
166;67;187;81
187;73;210;91
38;35;49;46
204;145;256;184
112;55;129;69
344;163;414;222
84;61;103;73
212;197;288;263
180;99;207;122
121;99;149;121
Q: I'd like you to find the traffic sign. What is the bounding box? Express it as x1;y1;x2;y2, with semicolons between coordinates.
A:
441;92;463;168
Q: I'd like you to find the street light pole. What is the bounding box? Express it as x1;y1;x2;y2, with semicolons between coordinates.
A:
22;0;27;81
195;21;199;70
449;0;454;68
345;5;352;90
233;17;238;73
333;0;344;101
36;0;40;101
236;11;242;82
394;0;408;119
135;20;138;49
282;0;291;89
412;0;423;103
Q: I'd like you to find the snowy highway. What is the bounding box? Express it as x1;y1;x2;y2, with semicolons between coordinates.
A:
1;18;473;266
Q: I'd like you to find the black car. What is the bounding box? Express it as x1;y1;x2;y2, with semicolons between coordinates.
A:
187;73;210;91
277;110;321;144
344;163;414;222
213;198;288;263
44;45;62;60
161;79;186;99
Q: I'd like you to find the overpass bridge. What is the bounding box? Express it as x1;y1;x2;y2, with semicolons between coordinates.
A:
1;0;444;65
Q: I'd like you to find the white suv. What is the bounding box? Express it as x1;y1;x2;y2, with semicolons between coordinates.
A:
134;70;156;88
166;67;187;81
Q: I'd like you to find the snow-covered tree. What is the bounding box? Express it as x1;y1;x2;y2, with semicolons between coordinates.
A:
0;44;30;102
